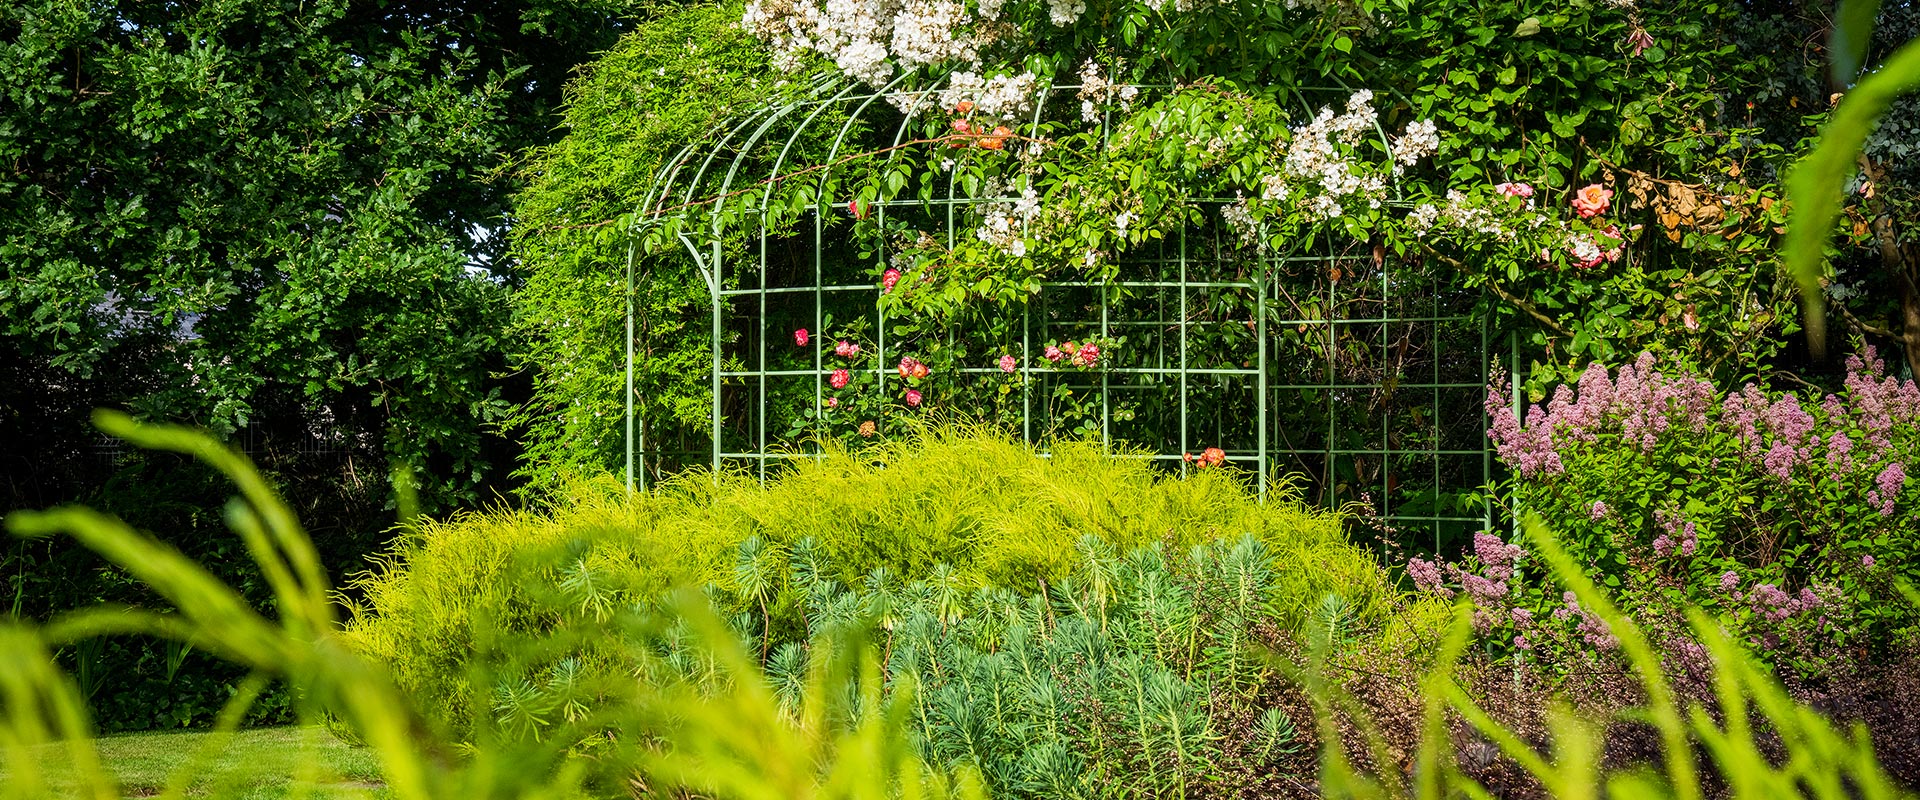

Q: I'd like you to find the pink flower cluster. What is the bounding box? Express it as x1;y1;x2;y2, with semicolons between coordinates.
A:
835;340;862;358
1406;533;1525;606
1652;509;1698;558
1842;347;1920;456
1747;582;1826;623
997;354;1017;373
1182;447;1226;469
1552;591;1618;650
1722;346;1918;485
1042;340;1102;368
1486;353;1714;478
1406;557;1450;598
1870;462;1907;516
896;356;930;380
830;368;851;389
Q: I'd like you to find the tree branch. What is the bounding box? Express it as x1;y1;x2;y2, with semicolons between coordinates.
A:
1834;301;1902;342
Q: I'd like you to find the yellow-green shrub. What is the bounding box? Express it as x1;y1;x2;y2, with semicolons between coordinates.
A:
343;426;1393;735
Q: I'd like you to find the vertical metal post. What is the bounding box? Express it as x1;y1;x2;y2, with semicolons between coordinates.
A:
1510;330;1521;541
1101;282;1110;452
758;216;770;482
625;241;636;493
1022;303;1032;444
712;238;724;481
1178;227;1189;476
1324;241;1336;508
1481;308;1492;532
1380;253;1390;524
1432;273;1442;551
1257;249;1268;498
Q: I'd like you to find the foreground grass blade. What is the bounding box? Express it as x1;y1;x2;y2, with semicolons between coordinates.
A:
1783;35;1920;353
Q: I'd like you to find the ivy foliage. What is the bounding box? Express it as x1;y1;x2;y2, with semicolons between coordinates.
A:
509;3;857;485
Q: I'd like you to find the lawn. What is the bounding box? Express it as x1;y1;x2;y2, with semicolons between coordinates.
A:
4;726;385;799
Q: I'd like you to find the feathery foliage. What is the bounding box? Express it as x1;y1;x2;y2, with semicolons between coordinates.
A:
343;425;1391;746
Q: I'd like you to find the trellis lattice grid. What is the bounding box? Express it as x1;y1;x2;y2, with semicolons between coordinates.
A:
625;77;1498;547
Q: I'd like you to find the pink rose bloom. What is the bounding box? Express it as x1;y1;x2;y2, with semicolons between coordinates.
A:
911;362;930;379
835;340;861;358
905;389;923;407
1043;345;1064;362
1495;182;1534;198
825;397;838;409
1073;343;1101;367
998;354;1017;373
1571;184;1613;218
829;368;850;389
793;328;809;347
882;269;901;292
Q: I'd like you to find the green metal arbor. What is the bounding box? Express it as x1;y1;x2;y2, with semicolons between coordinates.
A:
627;76;1496;545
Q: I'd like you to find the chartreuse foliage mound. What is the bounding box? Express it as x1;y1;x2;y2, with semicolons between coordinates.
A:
343;426;1391;738
5;416;1914;800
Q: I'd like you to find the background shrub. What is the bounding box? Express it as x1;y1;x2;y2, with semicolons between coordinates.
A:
1410;350;1920;678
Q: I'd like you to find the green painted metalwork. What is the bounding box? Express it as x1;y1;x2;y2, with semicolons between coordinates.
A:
625;80;1498;547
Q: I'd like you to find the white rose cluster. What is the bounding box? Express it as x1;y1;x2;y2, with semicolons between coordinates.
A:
1274;90;1393;221
1222;192;1259;245
745;0;1091;91
972;182;1040;257
1391;119;1439;169
1047;0;1086;25
744;0;979;85
941;70;1039;120
1075;59;1139;123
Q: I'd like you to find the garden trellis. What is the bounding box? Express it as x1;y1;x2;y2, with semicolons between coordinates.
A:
626;77;1500;546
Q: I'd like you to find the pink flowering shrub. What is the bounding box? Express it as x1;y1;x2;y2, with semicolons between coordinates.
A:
1414;350;1920;677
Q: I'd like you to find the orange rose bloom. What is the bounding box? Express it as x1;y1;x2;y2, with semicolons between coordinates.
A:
1571;184;1613;218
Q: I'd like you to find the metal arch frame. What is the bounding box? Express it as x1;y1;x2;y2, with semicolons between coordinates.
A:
624;79;1497;547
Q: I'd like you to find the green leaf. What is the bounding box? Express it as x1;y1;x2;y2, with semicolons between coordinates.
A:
1831;0;1884;84
1784;35;1920;353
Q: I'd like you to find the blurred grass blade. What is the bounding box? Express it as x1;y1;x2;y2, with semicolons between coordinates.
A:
1520;514;1697;800
1831;0;1884;84
0;625;117;800
7;507;292;668
1784;36;1920;355
90;410;332;631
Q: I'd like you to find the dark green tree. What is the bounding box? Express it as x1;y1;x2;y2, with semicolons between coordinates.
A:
0;0;634;730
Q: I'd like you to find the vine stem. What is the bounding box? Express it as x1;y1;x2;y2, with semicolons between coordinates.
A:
1416;243;1575;339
